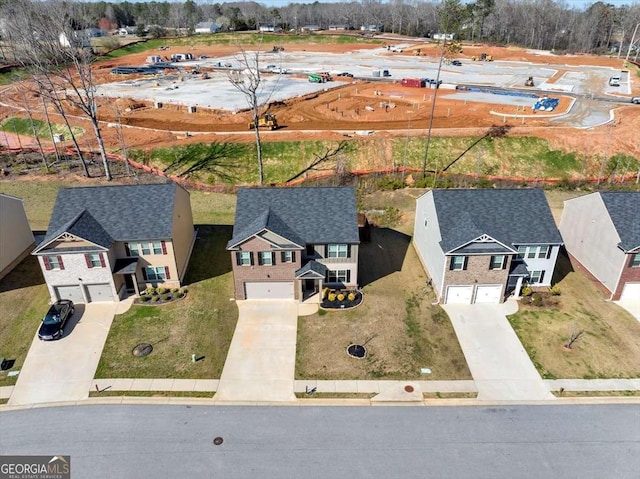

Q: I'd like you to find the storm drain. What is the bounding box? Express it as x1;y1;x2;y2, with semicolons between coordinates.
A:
132;343;153;357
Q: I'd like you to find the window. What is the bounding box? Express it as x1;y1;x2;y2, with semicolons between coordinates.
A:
490;255;506;270
126;241;167;256
450;256;466;271
529;270;545;284
144;266;169;281
631;254;640;268
517;245;551;260
44;255;64;271
538;245;550;259
281;251;295;263
127;243;140;257
527;248;536;259
236;251;252;266
152;241;163;255
85;253;105;268
327;270;350;283
141;243;151;255
327;244;349;258
259;251;273;266
517;246;527;259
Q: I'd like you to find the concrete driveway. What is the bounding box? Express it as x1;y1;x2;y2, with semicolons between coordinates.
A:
215;300;299;402
443;300;555;401
8;302;126;406
615;301;640;322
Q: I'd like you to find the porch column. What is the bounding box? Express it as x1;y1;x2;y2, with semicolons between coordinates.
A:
514;277;524;299
132;274;140;296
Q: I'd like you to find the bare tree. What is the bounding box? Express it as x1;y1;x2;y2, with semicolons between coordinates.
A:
564;323;584;350
228;39;282;185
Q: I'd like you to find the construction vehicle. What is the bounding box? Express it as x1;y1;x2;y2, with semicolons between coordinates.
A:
472;53;493;61
248;114;279;130
272;45;284;53
308;73;324;83
525;76;534;87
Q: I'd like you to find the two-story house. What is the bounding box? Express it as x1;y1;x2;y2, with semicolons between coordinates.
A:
227;186;360;302
413;188;563;304
32;183;195;303
559;191;640;302
0;193;35;280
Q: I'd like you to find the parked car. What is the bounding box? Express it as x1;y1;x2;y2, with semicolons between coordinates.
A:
337;72;354;77
38;300;74;341
631;97;640;104
451;60;462;66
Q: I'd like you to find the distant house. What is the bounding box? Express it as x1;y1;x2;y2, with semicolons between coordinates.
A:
413;188;563;304
560;192;640;302
0;193;35;280
301;25;322;32
32;183;195;304
118;26;136;36
259;25;282;33
360;25;381;33
194;22;221;34
328;25;350;31
227;187;360;302
433;33;455;41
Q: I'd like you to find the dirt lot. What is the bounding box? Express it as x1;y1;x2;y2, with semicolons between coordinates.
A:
1;39;638;160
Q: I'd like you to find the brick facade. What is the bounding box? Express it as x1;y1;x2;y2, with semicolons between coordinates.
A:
443;254;512;301
612;253;640;300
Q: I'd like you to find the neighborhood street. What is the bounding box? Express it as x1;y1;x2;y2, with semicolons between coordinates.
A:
1;404;638;478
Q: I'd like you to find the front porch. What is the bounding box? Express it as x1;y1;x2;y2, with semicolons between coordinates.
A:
295;260;326;304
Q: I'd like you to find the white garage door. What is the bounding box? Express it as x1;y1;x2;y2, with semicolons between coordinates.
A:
445;285;473;304
54;285;84;304
474;285;503;304
86;283;115;302
245;282;294;300
620;283;640;302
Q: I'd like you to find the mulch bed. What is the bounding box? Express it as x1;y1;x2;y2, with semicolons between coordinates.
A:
321;291;363;310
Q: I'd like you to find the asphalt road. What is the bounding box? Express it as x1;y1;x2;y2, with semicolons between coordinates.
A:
1;404;638;478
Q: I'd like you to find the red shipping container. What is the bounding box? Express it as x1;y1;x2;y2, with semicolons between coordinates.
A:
401;78;424;88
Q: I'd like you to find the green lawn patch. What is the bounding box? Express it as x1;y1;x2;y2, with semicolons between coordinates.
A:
0;256;49;387
89;390;214;398
95;225;236;380
508;253;640;379
1;117;83;139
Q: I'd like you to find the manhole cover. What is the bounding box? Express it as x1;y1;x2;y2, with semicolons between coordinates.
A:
213;437;224;446
347;344;366;359
132;343;153;357
404;385;414;393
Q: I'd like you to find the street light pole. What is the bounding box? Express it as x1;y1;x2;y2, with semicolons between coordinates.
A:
626;22;639;61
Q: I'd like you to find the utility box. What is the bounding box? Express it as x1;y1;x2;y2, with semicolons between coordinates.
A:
188;106;196;113
52;134;64;143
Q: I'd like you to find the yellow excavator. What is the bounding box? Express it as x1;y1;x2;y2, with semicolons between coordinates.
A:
248;113;279;130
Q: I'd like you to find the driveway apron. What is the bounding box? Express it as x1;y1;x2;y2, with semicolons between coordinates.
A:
215;300;298;402
8;303;119;406
443;301;555;401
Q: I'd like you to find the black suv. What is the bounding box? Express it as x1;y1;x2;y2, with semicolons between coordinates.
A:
38;300;74;341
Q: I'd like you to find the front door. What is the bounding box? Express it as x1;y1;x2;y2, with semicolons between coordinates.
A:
304;279;316;293
124;274;135;293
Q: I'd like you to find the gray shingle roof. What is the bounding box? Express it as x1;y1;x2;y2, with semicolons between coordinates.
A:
228;187;359;248
600;192;640;251
295;260;327;278
431;188;562;252
40;183;180;246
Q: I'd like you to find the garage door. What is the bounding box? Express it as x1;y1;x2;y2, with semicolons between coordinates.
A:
474;285;503;304
620;283;640;302
54;285;84;304
245;282;294;300
445;285;473;304
86;283;115;302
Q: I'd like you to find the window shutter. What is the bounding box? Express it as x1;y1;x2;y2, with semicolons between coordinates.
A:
292;251;296;262
85;254;92;268
99;253;106;268
347;270;351;283
271;252;275;265
258;253;263;266
142;268;147;280
324;245;328;257
236;252;242;266
463;257;468;270
43;256;51;271
250;253;254;266
161;240;167;255
164;266;171;279
539;271;545;283
58;256;65;270
124;242;131;256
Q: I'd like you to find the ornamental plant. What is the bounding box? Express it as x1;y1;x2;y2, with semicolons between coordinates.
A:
337;293;345;301
328;293;336;301
348;292;356;301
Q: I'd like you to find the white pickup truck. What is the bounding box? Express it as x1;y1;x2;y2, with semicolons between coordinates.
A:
609;75;621;86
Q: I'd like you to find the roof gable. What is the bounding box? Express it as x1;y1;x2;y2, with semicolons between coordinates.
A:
34;209;113;253
41;183;181;246
430;188;562;251
599;192;640;252
228;187;359;249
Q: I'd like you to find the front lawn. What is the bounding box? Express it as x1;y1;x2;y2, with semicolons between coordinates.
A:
296;225;471;381
94;225;236;379
508;252;640;379
0;256;49;386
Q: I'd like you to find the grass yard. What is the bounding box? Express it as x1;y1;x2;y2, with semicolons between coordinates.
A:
1;117;84;139
508;252;640;379
0;256;49;386
95;225;236;379
296;189;471;381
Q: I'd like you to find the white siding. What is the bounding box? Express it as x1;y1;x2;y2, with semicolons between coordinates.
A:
559;193;627;294
521;245;561;286
413;191;446;298
0;194;34;277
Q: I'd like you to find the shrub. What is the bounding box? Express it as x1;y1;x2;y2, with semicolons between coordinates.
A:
175;291;184;298
328;293;336;302
151;296;160;302
318;309;327;316
322;287;330;299
549;284;561;296
171;288;180;293
160;294;170;301
337;293;345;301
521;286;533;297
158;287;167;295
182;287;189;294
145;287;156;295
348;292;356;301
140;295;151;302
531;293;543;307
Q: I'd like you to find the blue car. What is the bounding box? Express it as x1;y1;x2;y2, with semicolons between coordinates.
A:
38;300;74;341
